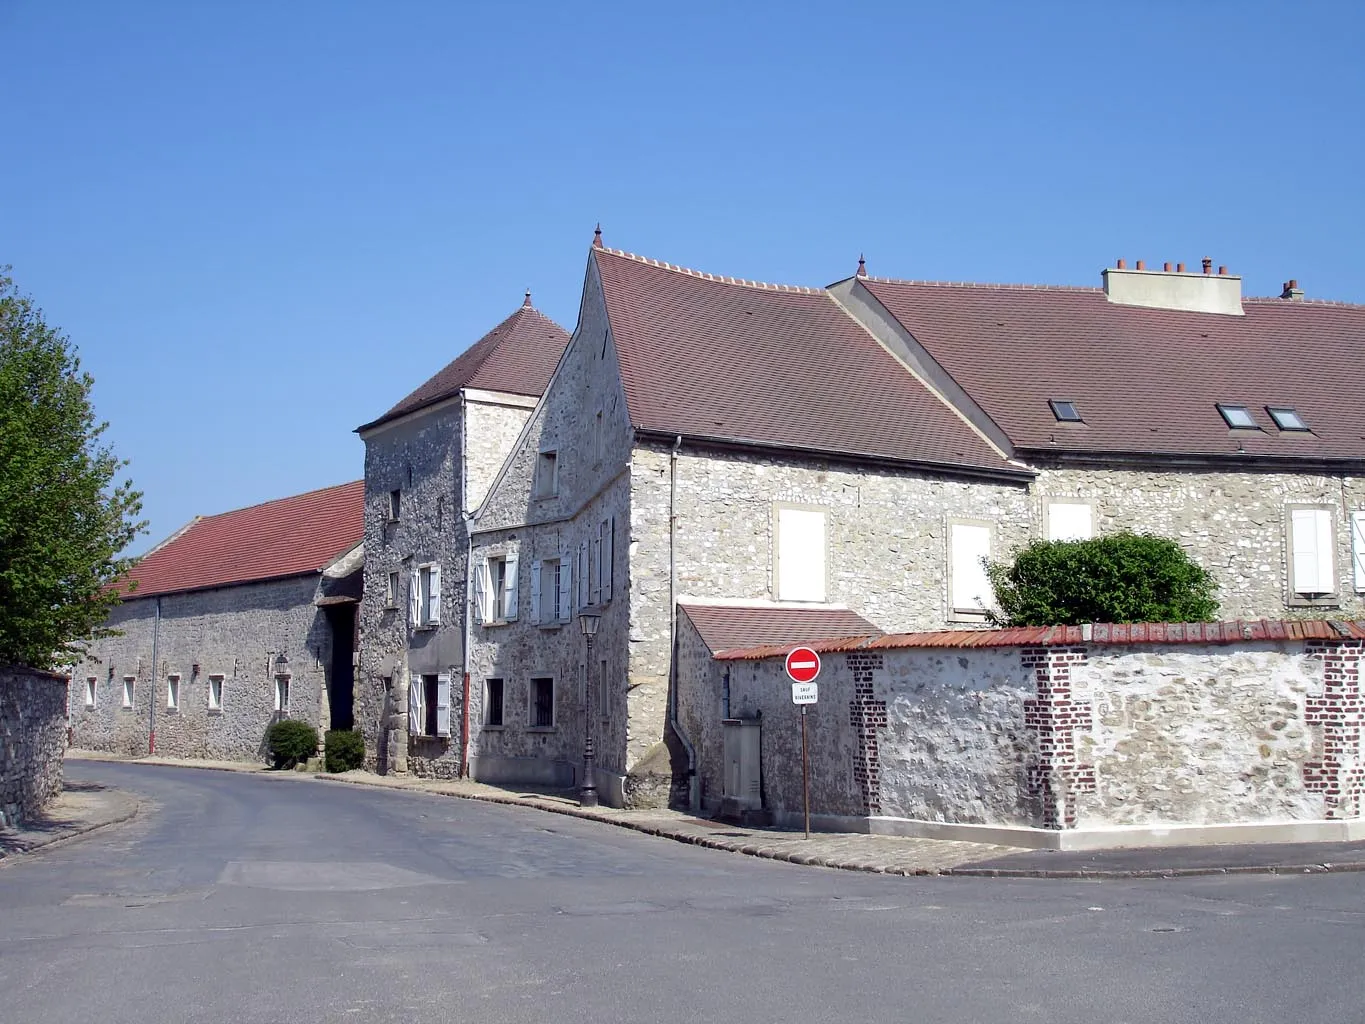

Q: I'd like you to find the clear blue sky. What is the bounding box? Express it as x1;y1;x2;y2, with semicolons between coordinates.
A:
4;2;1362;554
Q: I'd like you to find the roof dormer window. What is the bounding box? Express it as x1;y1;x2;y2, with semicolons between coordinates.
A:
1216;404;1258;429
1049;399;1082;423
1267;407;1309;432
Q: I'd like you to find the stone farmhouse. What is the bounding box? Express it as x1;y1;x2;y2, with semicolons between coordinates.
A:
68;481;364;760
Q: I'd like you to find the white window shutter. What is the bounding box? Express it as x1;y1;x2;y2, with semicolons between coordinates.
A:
776;508;827;602
503;555;519;620
950;523;993;613
408;570;420;627
1352;512;1365;592
435;674;451;738
578;542;589;610
408;673;421;735
602;519;614;602
591;530;602;605
529;559;543;624
1291;508;1332;594
472;561;488;624
429;565;441;625
1048;502;1093;542
558;552;573;622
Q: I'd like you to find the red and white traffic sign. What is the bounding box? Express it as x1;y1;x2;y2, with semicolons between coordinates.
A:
785;647;821;684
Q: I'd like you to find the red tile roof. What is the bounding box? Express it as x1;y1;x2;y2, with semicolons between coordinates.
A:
120;481;365;599
593;249;1025;478
679;603;882;655
858;278;1365;461
714;618;1365;660
359;302;570;431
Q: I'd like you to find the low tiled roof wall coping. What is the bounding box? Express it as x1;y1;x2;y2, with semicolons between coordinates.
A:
712;619;1365;661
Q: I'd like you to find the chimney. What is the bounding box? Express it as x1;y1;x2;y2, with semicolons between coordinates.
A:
1280;279;1305;301
1102;257;1243;316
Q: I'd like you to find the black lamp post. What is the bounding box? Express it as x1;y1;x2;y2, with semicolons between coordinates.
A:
578;610;601;807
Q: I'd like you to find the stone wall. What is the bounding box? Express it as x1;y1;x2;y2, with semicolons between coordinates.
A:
1032;465;1365;619
70;575;331;762
702;630;1365;840
0;666;69;827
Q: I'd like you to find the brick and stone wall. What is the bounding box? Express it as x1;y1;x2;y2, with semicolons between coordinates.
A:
1;666;69;828
703;629;1365;837
70;575;331;762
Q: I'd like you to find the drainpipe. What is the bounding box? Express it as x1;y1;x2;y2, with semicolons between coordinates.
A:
460;390;473;778
668;436;699;810
148;596;161;754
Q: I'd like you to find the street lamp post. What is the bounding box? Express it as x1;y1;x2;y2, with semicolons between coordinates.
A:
578;610;601;807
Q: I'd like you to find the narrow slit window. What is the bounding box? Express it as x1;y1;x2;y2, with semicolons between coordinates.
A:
1049;399;1082;423
1267;407;1309;432
1216;404;1258;429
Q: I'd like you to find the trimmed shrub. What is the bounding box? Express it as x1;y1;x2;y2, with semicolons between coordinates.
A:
324;729;366;773
266;719;318;769
985;532;1218;627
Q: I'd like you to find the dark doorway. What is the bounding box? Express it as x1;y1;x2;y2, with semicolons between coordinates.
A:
324;603;356;731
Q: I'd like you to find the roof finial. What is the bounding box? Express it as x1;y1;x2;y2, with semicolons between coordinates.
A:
523;288;532;308
592;223;603;249
856;253;867;278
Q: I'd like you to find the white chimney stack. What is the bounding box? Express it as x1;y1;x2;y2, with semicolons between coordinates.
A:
1102;258;1243;316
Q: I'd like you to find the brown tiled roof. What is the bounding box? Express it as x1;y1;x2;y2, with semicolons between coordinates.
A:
120;481;365;599
593;249;1024;478
359;302;570;431
714;618;1365;660
858;278;1365;462
679;603;882;656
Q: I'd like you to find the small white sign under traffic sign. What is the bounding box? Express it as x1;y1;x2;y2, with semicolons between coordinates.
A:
791;682;819;705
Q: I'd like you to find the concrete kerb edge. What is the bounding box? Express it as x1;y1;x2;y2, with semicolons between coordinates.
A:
0;793;141;861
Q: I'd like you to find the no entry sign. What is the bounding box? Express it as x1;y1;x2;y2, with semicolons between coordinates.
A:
785;647;821;684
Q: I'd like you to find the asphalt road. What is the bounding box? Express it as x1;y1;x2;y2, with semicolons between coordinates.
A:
1;763;1362;1024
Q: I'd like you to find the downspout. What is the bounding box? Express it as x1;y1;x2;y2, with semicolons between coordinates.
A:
668;435;699;810
148;596;161;754
460;390;472;778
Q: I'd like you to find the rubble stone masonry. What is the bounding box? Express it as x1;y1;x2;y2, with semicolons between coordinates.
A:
1;666;69;827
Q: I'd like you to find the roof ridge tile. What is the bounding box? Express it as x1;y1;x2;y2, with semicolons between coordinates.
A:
598;246;826;295
863;275;1103;293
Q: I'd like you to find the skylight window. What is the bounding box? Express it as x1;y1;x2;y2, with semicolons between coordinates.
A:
1049;400;1082;423
1267;407;1309;432
1216;404;1258;429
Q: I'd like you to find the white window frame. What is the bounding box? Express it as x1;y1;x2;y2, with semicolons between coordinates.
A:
1287;505;1338;605
774;504;828;602
1352;511;1365;593
535;450;559;498
528;675;556;729
412;563;441;628
387;488;401;522
948;519;995;620
166;674;180;713
476;554;518;624
484;677;505;728
386;570;399;609
84;676;97;709
1045;500;1094;542
208;674;224;712
274;675;291;715
122;676;135;709
409;672;452;739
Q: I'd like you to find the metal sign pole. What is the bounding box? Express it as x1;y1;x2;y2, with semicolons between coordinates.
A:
800;704;810;840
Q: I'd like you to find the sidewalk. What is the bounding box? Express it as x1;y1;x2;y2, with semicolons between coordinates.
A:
0;780;140;859
64;751;1365;878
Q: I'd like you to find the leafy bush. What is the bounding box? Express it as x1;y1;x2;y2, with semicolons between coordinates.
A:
985;532;1218;627
266;720;318;769
324;729;366;773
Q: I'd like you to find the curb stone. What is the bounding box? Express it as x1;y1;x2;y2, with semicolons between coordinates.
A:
0;791;140;861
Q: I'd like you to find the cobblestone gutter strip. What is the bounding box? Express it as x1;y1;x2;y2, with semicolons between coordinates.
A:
310;772;1016;876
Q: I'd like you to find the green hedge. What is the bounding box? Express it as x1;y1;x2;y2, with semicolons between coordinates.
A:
985;532;1218;627
324;730;366;773
266;719;318;769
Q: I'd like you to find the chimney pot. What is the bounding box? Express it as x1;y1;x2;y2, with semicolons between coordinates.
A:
1136;260;1145;270
1177;262;1186;272
1288;278;1298;290
1163;262;1172;272
1117;258;1126;269
1202;258;1213;275
1218;265;1227;276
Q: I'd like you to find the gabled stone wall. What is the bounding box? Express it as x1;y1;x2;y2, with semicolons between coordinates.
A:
1;666;69;827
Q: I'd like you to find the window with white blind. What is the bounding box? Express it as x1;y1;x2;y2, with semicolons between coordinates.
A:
1288;506;1337;602
775;506;827;602
949;521;994;617
1352;512;1365;593
410;564;441;628
1046;501;1093;542
474;554;518;624
84;677;97;708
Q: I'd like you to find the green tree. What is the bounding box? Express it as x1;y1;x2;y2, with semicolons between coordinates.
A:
0;271;145;669
985;532;1218;627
